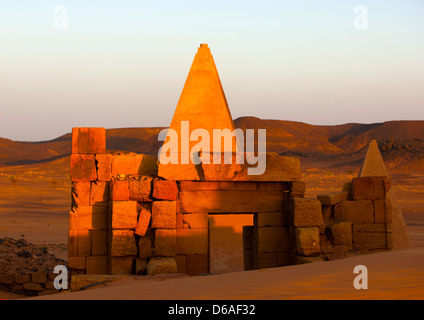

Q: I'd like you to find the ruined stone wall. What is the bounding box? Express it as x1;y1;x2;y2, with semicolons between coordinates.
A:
69;127;393;279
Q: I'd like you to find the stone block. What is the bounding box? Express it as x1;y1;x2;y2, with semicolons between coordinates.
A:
135;204;152;237
69;205;109;230
154;229;177;257
254;212;286;227
0;275;14;284
152;179;178;200
253;226;289;253
243;250;254;270
252;252;277;269
68;230;91;257
111;153;158;177
334;200;374;224
86;256;109;275
322;205;334;224
90;181;110;205
374;200;393;224
110;257;134;275
110;230;137;257
352;177;391;200
151;201;177;229
110;180;130;201
181;213;208;229
129;176;153;202
257;182;289;191
111;201;138;229
71;182;91;207
72;127;106;154
329;245;352;261
295;227;320;257
177;229;208;254
70;154;97;182
186;254;209;275
179;181;221;191
179;190;283;213
176;255;187;273
138;236;153;259
32;271;47;284
90;230;108;256
68;257;86;270
317;192;348;206
96;154;112;181
243;226;254;250
277;252;289;266
146;257;177;276
352;224;390;250
290;181;306;198
291;198;324;227
329;222;352;247
23;283;44;292
14;274;31;284
135;258;147;275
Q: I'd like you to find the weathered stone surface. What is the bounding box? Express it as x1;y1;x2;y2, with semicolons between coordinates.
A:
291;198;324;227
186;254;209;275
152;179;178;200
0;275;14;284
68;230;91;257
69;205;109;230
351;177;391;200
70;274;126;290
352;224;390;250
319;226;334;255
374;199;393;224
317;192;348;206
334;200;374;224
243;250;254;270
329;245;352;261
90;181;110;205
90;230;108;256
72;127;106;154
138;236;153;259
23;283;44;292
135;204;152;237
86;256;109;275
31;271;47;284
176;255;187;273
295;227;321;257
253;226;289;253
243;226;254;250
254;212;286;227
177;229;208;254
110;180;130;201
290;181;306;198
180;190;283;213
70;154;97;182
129;176;153;202
329;222;352;247
96;154;112;181
154;229;177;257
110;230;137;257
14;274;31;284
252;252;277;269
158;162;202;181
67;257;86;270
322;205;334;225
277;252;289;266
135;258;147;275
146;257;177;276
180;181;221;191
110;257;134;275
111;153;157;177
151;201;177;229
181;213;208;229
72;182;91;207
111;201;138;229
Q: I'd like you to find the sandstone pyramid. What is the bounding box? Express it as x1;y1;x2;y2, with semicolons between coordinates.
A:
158;44;237;180
359;140;412;250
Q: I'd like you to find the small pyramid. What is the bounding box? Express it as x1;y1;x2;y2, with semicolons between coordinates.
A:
358;140;389;177
158;44;237;180
359;140;412;250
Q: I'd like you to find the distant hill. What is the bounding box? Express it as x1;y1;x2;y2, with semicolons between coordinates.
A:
0;117;423;172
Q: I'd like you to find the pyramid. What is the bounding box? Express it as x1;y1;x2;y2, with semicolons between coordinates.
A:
158;44;237;180
359;140;412;250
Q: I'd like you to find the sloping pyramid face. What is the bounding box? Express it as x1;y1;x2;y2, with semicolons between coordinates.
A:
158;44;237;180
359;140;412;250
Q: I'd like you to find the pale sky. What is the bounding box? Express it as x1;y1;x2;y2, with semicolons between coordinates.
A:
1;0;423;141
